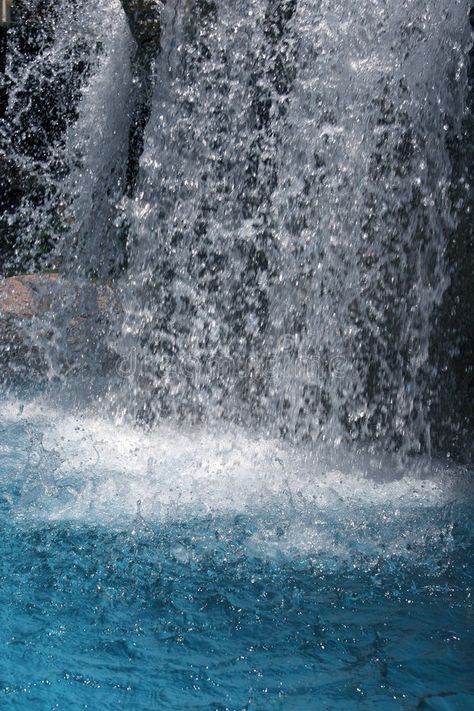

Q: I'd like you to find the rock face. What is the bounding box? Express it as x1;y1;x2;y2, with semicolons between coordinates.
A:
0;273;111;318
119;0;165;195
0;273;60;317
120;0;163;60
0;273;115;381
0;273;60;379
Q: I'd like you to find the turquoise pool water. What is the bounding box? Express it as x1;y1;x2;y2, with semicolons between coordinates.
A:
0;400;472;710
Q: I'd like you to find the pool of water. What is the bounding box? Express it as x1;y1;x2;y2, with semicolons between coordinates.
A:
0;397;472;710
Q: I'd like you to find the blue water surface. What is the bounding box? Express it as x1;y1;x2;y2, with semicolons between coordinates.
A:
0;412;473;710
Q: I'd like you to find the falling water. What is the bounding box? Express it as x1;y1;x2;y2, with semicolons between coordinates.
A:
0;0;130;270
108;0;470;455
1;0;472;457
0;6;473;706
1;0;132;384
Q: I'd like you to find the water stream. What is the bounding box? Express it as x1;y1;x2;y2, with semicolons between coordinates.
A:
3;0;470;456
0;1;472;708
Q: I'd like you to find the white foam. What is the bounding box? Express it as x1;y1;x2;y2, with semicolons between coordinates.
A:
0;395;462;535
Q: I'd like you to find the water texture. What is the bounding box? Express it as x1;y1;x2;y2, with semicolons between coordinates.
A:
0;1;472;709
0;399;472;710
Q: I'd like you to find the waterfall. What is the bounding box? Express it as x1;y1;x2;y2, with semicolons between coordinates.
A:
107;0;470;455
1;0;132;385
0;0;130;273
1;0;471;457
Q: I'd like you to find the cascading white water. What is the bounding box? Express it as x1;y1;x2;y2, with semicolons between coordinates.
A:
106;0;470;454
1;0;471;457
54;0;133;280
0;0;131;273
31;0;133;385
1;10;473;709
1;0;133;383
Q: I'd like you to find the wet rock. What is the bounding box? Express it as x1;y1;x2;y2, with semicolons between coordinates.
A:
0;273;60;317
120;0;163;60
0;273;116;382
0;273;57;379
0;272;114;318
119;1;165;195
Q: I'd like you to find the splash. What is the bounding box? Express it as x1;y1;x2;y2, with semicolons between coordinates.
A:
1;0;471;458
0;396;469;552
106;0;470;455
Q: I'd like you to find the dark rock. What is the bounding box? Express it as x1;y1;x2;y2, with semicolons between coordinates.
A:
120;0;162;60
119;1;165;195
